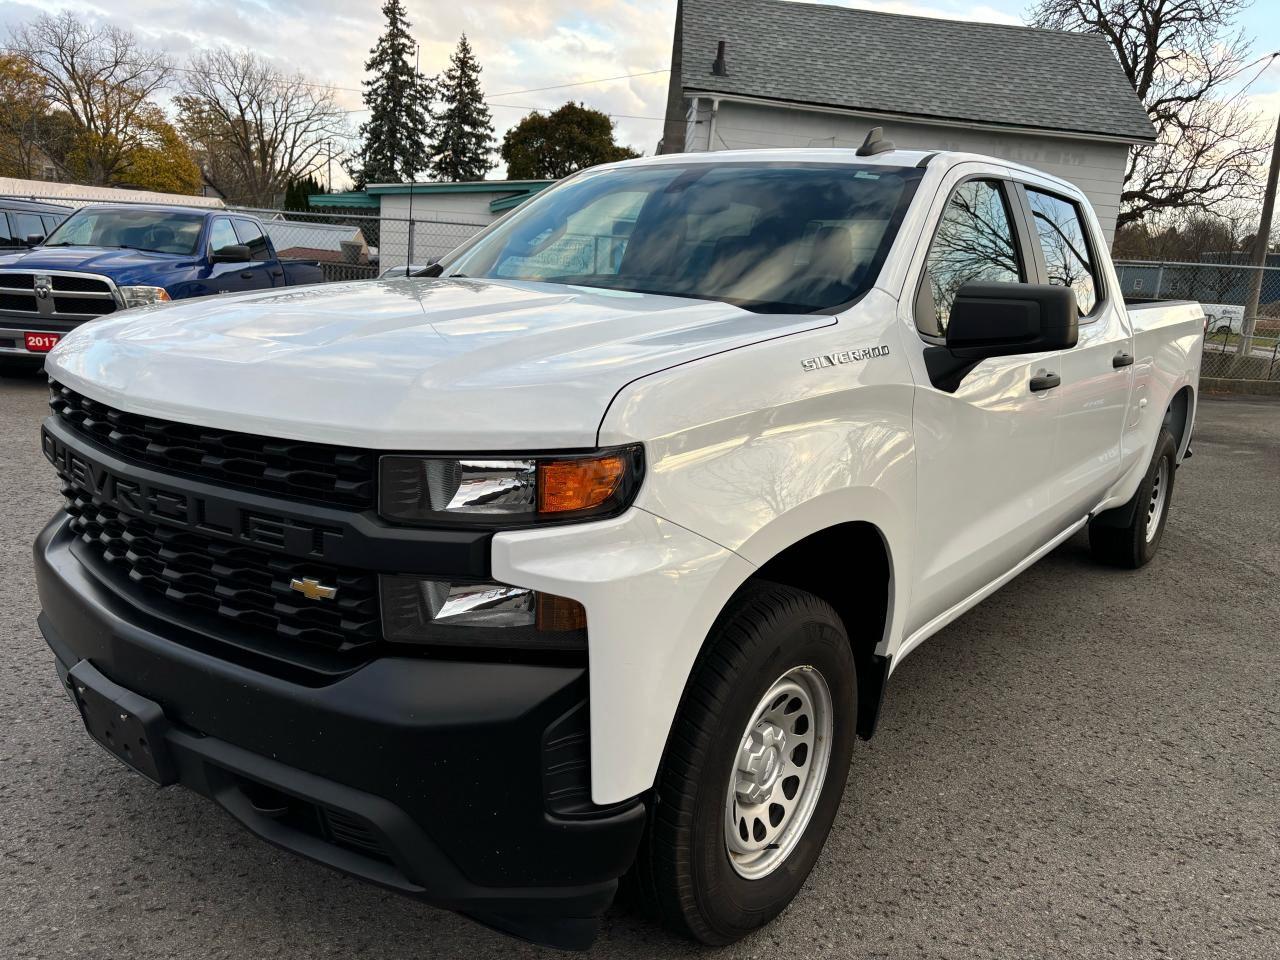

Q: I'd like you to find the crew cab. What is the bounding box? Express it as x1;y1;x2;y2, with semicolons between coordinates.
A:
34;142;1203;949
0;204;323;374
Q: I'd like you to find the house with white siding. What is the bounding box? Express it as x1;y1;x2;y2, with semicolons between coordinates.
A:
659;0;1155;242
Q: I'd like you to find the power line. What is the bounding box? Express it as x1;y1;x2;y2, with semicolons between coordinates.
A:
488;69;668;98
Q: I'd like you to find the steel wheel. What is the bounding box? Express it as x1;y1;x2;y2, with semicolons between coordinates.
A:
1145;456;1169;543
723;665;833;880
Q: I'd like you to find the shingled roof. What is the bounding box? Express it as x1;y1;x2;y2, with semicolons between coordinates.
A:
678;0;1156;142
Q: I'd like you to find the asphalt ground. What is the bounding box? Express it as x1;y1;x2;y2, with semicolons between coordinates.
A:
2;374;1277;959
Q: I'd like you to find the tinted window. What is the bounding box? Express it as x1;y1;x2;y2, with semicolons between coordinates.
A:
45;208;203;255
1027;189;1098;315
0;213;15;246
233;219;271;260
208;218;239;254
445;163;922;314
12;212;45;241
41;215;62;236
919;180;1023;336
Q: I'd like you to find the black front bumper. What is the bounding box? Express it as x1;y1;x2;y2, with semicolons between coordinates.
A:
35;516;645;949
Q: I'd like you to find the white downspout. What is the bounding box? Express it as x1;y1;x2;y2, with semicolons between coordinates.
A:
708;97;721;151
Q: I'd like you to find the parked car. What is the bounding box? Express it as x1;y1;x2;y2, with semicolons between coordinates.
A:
34;141;1204;949
1201;302;1246;335
0;204;324;375
0;197;71;253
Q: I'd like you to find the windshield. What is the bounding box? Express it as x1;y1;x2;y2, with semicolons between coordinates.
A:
442;162;921;313
44;208;204;255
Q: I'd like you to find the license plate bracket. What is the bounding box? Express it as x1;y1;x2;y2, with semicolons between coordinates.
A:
68;660;177;786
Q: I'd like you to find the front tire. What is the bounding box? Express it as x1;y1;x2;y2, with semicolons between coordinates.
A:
1088;427;1177;568
633;582;856;944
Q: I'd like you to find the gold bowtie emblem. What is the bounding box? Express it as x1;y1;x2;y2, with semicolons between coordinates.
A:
290;577;337;601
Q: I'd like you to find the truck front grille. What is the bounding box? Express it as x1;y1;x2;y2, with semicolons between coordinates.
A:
0;271;117;320
50;381;377;509
65;493;381;653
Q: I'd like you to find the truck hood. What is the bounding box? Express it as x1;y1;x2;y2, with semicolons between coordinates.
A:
47;277;830;449
0;246;194;286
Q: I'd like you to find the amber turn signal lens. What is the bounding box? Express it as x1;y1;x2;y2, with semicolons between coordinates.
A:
536;593;588;632
537;454;626;513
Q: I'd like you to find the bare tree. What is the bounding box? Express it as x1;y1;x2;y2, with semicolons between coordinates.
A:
176;49;347;207
8;12;172;185
1030;0;1268;229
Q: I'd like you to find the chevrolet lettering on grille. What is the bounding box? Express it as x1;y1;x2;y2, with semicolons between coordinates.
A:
41;426;343;558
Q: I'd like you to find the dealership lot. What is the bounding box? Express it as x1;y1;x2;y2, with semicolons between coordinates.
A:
2;375;1277;959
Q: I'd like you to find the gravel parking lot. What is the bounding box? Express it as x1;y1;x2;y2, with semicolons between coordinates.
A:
2;375;1277;960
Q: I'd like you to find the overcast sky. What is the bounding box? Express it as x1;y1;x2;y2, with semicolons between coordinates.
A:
2;0;1278;186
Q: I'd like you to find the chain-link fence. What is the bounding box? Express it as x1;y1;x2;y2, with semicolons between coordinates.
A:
1115;260;1280;382
2;192;492;284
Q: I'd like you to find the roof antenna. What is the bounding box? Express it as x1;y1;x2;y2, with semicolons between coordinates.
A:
712;40;729;76
856;126;894;156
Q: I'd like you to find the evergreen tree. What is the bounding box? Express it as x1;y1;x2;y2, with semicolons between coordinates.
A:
347;0;433;188
284;174;324;211
429;35;495;182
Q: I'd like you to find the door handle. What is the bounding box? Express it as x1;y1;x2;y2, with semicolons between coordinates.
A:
1112;351;1134;368
270;268;283;277
1030;372;1061;392
239;271;254;280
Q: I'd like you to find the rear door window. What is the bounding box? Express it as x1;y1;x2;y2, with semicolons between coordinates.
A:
0;213;16;246
232;219;271;260
1025;189;1099;315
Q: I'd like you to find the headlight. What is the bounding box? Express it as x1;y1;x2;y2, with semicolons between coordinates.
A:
378;445;643;526
118;285;171;308
380;576;586;652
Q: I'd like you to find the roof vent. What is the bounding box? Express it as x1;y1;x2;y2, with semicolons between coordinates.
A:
712;40;729;76
856;126;894;157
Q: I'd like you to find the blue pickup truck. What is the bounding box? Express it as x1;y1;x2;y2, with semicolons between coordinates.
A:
0;204;324;374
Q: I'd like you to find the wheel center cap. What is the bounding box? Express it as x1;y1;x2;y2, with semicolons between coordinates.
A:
735;722;787;804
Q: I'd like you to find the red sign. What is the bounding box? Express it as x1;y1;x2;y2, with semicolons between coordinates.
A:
24;332;61;353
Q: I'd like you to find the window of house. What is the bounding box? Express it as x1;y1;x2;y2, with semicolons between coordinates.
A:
918;179;1023;336
208;218;239;254
1026;189;1099;315
232;219;271;260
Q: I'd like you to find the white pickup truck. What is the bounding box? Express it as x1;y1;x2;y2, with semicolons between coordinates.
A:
35;140;1203;949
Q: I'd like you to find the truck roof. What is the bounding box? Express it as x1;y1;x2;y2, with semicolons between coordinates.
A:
612;147;1084;199
73;203;226;217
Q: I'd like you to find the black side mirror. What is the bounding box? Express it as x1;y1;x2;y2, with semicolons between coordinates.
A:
211;243;251;263
925;282;1078;392
25;233;45;246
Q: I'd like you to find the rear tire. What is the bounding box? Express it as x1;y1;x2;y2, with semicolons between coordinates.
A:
1088;427;1177;568
632;581;856;944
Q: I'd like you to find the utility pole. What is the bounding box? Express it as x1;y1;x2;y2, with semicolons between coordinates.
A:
1238;111;1280;369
